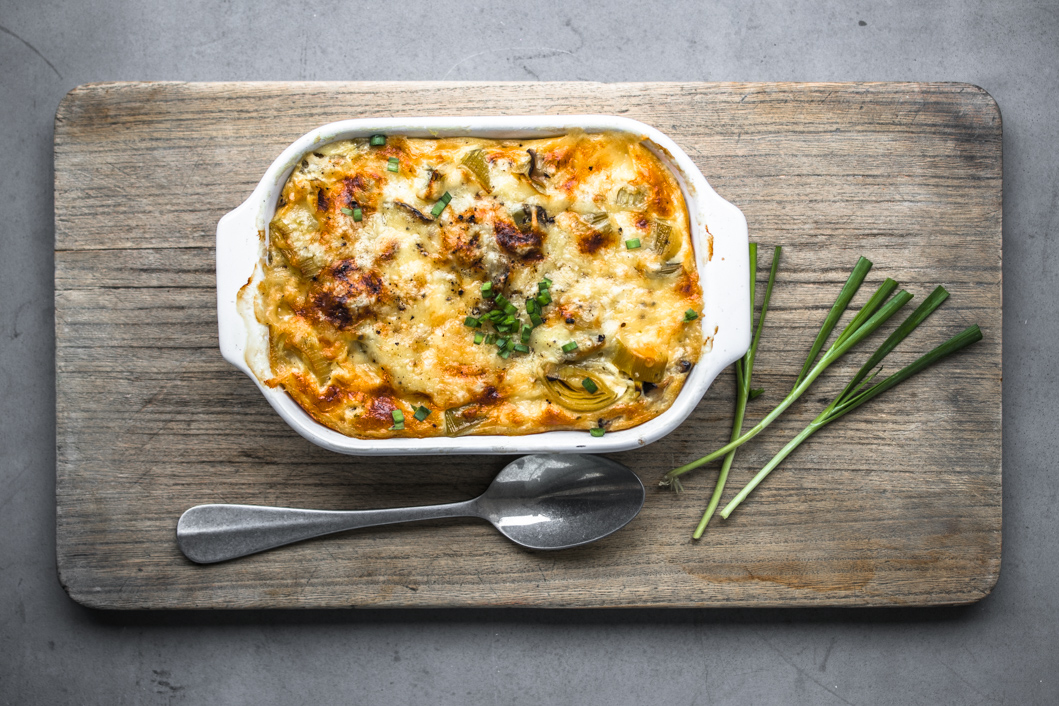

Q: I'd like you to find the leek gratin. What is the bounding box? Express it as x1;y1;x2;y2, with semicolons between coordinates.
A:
242;130;704;438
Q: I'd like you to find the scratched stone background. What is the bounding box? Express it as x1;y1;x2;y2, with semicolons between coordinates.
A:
2;0;1057;704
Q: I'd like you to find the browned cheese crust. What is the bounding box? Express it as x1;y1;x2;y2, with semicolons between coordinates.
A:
252;131;703;438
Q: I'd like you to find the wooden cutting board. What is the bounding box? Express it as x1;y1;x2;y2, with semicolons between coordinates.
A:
54;82;1001;609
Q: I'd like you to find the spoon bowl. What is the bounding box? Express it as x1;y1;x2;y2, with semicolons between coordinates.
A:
177;454;645;563
476;454;645;550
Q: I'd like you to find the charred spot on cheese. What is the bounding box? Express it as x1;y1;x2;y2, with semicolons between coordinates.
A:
250;130;702;439
577;229;613;255
342;175;377;209
307;260;384;330
441;222;483;268
494;219;544;260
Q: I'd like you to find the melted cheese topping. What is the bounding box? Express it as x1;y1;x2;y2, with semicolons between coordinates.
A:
244;130;702;438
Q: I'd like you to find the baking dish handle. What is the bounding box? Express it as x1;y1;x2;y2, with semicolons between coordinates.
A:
215;199;260;372
697;198;752;374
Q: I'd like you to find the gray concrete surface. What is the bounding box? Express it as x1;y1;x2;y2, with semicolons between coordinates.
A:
2;0;1057;703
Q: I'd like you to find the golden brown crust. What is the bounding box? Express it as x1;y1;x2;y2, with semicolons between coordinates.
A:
248;131;703;438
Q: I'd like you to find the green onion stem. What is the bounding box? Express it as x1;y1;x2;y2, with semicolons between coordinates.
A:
693;243;780;539
719;324;982;518
663;262;912;486
792;256;873;389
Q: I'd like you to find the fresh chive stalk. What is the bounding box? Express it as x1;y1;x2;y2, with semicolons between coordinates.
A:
590;427;606;437
662;256;910;488
369;134;386;146
352;207;363;221
626;238;641;249
387;157;400;173
692;243;779;539
720;320;983;518
341;207;354;216
413;405;431;422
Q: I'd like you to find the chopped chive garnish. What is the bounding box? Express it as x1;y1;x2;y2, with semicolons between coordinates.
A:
562;341;578;353
473;332;484;344
391;410;404;424
497;337;510;350
484;333;497;345
370;134;386;146
540;278;552;289
530;313;544;327
582;378;599;394
430;192;452;217
536;291;552;306
504;304;517;315
625;238;641;249
590;427;606;437
502;314;516;325
494;294;510;308
684;309;699;321
413;406;430;421
521;327;532;343
496;324;510;334
464;316;480;328
499;349;511;359
341;207;354;216
526;298;538;314
513;343;530;353
353;207;363;221
481;282;494;297
387;157;400;173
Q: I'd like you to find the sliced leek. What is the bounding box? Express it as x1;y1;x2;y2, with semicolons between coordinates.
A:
650;220;676;259
581;212;613;233
444;406;484;436
541;366;617;412
613;338;667;383
615;185;647;210
461;149;492;192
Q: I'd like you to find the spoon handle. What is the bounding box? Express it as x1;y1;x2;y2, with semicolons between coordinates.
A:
177;500;477;564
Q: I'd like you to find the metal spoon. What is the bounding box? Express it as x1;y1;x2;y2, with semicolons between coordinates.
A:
177;454;645;563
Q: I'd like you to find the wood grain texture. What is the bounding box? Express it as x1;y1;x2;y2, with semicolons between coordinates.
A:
54;81;1001;609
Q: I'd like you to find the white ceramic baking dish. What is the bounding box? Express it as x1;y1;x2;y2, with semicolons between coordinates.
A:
216;116;749;455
